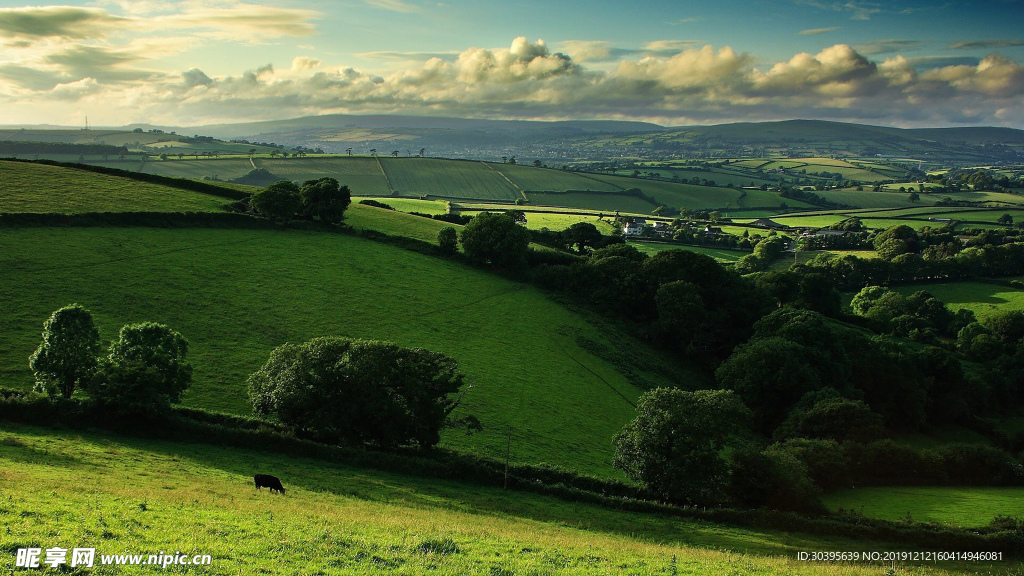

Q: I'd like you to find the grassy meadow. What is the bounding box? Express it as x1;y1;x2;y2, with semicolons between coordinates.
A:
893;280;1024;320
3;423;992;575
823;487;1024;527
0;226;701;477
0;161;229;213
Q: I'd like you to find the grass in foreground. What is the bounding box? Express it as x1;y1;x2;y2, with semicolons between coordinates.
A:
0;423;995;575
823;487;1024;528
0;161;229;213
0;226;694;476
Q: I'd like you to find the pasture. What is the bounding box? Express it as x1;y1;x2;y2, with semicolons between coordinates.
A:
0;423;978;576
627;242;747;262
0;226;696;476
489;163;621;192
823;486;1024;527
0;160;229;213
379;158;520;201
893;280;1024;320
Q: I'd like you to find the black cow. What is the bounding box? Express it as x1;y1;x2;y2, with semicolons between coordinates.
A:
254;474;285;495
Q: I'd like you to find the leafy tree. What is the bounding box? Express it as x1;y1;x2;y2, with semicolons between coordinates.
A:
998;214;1014;226
774;389;883;442
767;438;848;490
613;388;750;506
85;322;192;413
655;281;705;350
300;177;351;224
29;304;102;398
248;337;469;448
561;221;602;254
250;180;301;223
459;212;530;269
437;226;458;254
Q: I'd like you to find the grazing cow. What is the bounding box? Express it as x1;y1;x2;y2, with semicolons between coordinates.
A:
254;474;285;495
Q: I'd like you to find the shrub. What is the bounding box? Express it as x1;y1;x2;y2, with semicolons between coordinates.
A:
248;337;469;448
300;177;351;224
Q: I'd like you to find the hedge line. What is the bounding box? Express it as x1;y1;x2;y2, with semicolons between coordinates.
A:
1;393;1021;556
0;158;250;200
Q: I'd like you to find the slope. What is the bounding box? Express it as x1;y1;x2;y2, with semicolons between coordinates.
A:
0;226;693;476
0;161;230;213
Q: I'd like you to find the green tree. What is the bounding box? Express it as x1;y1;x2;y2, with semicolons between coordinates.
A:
561;221;602;254
300;177;351;224
250;180;301;223
613;388;750;506
29;304;102;398
86;322;192;413
998;213;1014;226
459;212;530;269
248;337;469;448
437;226;458;254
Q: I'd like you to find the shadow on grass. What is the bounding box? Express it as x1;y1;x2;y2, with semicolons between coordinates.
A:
0;422;879;559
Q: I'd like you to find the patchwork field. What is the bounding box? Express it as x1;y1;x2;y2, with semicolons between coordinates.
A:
1;423;978;576
0;226;697;476
489;163;622;192
380;158;520;201
627;242;748;262
258;158;394;197
0;161;229;213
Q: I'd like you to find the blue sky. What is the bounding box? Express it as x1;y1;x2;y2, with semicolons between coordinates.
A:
0;0;1021;127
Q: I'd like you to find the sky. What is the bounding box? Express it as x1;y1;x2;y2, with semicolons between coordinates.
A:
0;0;1022;128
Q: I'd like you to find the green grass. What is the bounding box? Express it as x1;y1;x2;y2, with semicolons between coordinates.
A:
627;242;748;262
893;280;1024;320
345;203;459;243
525;192;657;213
355;197;450;215
823;487;1024;527
258;158;393;196
0;226;695;477
489;164;621;192
0;423;974;576
0;161;229;213
380;158;520;201
121;159;254;181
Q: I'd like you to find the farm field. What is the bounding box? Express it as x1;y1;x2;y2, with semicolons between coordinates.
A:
814;190;944;209
893;280;1024;320
0;423;983;576
615;168;775;188
627;242;748;262
823;486;1024;527
0;160;229;213
258;158;393;197
489;163;621;192
525;191;657;213
355;197;450;215
459;210;616;234
345;203;459;243
0;226;696;476
380;158;520;201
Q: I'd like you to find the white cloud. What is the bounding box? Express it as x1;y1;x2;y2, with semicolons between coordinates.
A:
3;35;1024;127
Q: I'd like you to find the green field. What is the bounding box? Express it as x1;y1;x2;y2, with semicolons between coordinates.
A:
893;280;1024;320
0;226;695;477
823;486;1024;527
258;158;393;197
627;242;748;262
380;158;520;201
1;423;969;576
525;192;657;213
0;161;229;213
346;203;459;243
356;197;450;215
489;163;622;192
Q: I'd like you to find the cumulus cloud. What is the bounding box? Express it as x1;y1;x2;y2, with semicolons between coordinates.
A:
5;35;1024;127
